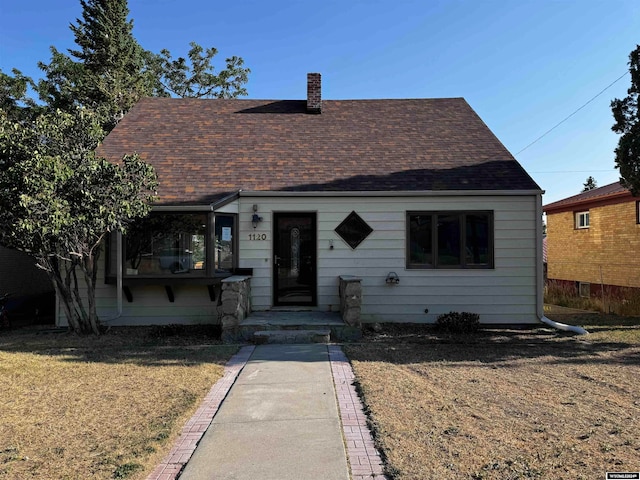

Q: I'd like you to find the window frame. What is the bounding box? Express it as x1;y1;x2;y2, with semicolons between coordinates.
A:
575;210;590;229
406;210;494;270
578;282;590;298
105;211;238;282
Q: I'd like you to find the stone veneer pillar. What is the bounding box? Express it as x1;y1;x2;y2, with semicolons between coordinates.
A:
339;275;362;326
221;276;251;341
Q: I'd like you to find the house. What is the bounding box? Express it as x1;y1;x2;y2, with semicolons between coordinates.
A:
56;73;545;330
543;181;640;298
0;246;55;325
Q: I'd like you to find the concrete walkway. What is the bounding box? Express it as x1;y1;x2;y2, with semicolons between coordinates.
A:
148;344;385;480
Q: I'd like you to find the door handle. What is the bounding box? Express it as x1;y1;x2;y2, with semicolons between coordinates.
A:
274;255;281;265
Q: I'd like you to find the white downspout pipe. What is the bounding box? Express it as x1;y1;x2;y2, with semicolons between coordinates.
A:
103;231;123;323
535;193;588;335
539;315;588;335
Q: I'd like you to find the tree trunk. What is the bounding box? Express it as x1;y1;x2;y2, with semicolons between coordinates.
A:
46;253;98;335
47;262;81;334
80;253;101;335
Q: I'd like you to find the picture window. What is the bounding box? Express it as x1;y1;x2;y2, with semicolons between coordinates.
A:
407;211;493;269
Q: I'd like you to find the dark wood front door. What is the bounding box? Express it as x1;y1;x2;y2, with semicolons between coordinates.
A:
273;212;317;306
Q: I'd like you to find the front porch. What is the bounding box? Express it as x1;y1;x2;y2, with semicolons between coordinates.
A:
220;275;363;343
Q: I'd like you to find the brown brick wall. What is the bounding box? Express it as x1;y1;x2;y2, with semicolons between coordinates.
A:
546;200;640;288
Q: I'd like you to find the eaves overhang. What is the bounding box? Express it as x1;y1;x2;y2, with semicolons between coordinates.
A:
544;190;635;214
239;189;544;198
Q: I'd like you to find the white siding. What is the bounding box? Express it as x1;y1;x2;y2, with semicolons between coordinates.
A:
240;194;539;324
57;251;222;327
58;194;540;326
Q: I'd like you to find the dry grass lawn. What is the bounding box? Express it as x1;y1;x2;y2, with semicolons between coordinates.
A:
0;326;237;480
345;314;640;480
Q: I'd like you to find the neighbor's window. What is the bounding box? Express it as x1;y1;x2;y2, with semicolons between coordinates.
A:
575;211;590;229
407;211;493;269
579;282;590;298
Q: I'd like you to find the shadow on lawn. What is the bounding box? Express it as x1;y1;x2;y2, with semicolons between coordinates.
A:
350;321;640;367
0;325;238;367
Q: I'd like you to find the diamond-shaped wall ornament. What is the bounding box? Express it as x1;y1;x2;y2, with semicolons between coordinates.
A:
335;211;373;249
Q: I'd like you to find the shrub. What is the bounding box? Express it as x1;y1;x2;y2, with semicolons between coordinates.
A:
436;311;480;333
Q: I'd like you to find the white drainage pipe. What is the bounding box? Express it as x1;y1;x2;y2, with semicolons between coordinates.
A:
539;316;588;335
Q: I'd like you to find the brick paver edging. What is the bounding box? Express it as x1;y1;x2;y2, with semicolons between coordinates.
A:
147;345;256;480
328;345;386;480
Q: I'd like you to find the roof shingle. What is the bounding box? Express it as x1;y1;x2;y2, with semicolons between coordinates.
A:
99;97;540;205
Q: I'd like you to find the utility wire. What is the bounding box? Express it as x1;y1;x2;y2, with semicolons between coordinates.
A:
529;169;614;173
516;71;629;155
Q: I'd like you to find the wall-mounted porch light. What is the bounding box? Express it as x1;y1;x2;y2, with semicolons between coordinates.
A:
251;204;263;229
385;272;400;285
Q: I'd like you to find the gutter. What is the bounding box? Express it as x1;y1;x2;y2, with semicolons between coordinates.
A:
241;189;544;198
535;194;588;335
151;190;242;212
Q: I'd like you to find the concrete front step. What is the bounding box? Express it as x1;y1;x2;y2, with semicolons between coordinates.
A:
221;312;363;343
252;329;331;345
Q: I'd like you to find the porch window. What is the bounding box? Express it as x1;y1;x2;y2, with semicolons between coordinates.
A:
407;211;493;269
106;212;237;278
124;213;208;276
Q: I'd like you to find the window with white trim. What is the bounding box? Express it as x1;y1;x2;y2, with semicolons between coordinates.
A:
575;211;589;229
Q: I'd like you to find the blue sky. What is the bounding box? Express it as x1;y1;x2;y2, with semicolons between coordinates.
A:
1;0;638;204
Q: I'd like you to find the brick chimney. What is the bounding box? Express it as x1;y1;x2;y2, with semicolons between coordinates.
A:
306;73;321;114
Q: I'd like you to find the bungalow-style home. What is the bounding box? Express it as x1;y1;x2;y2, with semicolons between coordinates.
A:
56;74;545;333
543;181;640;298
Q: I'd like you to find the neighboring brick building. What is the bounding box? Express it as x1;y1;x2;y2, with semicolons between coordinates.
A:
543;181;640;296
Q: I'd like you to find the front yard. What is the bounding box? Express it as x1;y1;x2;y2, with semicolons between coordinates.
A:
0;326;236;480
345;314;640;480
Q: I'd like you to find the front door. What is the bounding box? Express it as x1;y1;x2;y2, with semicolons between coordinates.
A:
273;212;317;306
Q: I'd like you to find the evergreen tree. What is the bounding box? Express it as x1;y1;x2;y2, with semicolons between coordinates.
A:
38;0;157;132
582;176;598;192
611;45;640;195
35;0;249;134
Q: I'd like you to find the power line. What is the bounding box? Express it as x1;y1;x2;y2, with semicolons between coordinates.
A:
516;71;629;155
530;169;614;173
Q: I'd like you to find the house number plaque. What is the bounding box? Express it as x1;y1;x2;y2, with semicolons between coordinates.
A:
248;233;267;241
